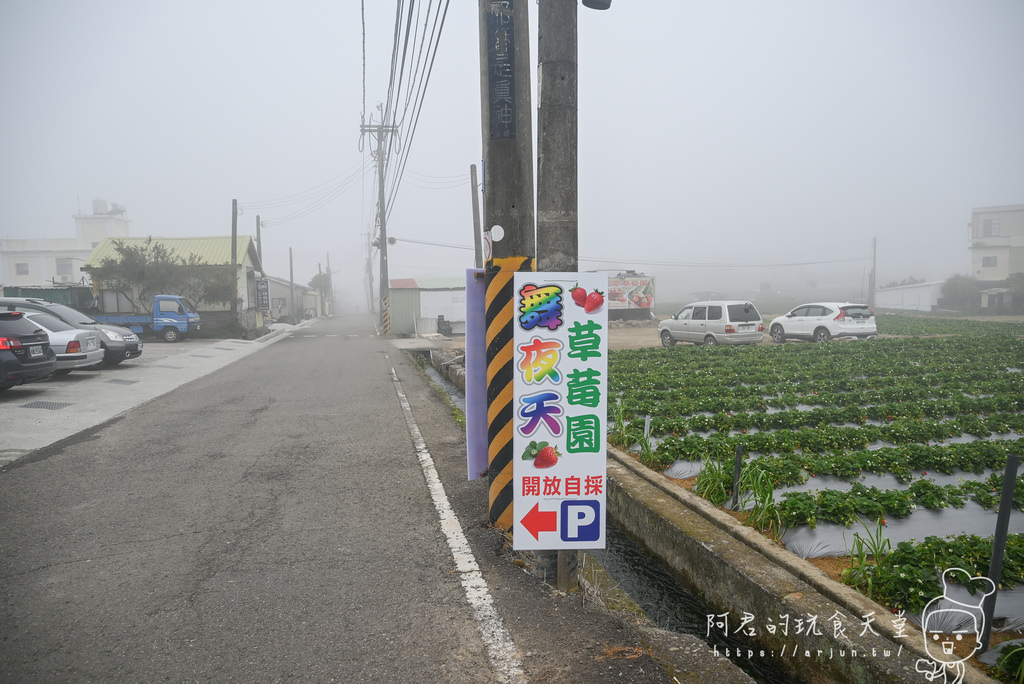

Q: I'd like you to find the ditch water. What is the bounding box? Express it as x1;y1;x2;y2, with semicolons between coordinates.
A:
421;359;790;683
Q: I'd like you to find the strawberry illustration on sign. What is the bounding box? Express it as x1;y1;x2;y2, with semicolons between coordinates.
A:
584;289;605;313
570;283;587;308
521;441;559;468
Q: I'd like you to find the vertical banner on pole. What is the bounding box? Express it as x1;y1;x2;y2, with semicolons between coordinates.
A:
465;269;488;480
512;272;608;550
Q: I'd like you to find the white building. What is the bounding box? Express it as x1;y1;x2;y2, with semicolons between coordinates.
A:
0;199;131;287
969;204;1024;281
874;281;944;312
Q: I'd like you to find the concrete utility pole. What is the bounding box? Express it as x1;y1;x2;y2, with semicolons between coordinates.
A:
869;236;877;307
256;215;263;271
534;0;579;592
536;0;578;273
326;252;333;314
478;0;535;534
289;247;295;321
478;0;535;260
231;199;238;320
360;120;398;333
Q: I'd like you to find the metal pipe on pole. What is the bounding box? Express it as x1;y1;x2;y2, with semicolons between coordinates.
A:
470;163;483;269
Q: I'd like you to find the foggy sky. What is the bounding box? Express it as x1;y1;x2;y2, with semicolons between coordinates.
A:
1;1;1021;310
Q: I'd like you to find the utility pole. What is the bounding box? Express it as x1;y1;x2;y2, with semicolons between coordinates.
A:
536;0;578;273
326;252;333;314
478;0;535;535
256;215;263;271
534;0;579;592
360;119;398;334
869;236;877;307
289;247;295;322
231;199;238;320
364;232;375;314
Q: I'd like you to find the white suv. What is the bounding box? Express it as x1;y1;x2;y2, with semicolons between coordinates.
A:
769;302;876;343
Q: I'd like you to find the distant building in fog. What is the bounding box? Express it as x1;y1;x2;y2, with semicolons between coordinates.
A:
969;204;1024;282
874;281;944;312
0;199;131;287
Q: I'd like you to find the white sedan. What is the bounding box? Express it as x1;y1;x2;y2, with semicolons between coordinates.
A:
23;311;104;375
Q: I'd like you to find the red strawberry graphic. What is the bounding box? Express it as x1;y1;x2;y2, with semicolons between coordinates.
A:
534;445;559;468
521;441;560;468
570;284;587;307
584;289;605;313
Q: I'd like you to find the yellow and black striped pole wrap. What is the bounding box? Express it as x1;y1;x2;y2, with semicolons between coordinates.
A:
382;296;390;335
485;256;533;530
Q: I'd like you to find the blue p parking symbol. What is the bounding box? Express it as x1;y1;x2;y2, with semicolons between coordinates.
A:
560;500;600;542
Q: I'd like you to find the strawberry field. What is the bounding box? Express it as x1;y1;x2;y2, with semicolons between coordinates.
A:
608;318;1024;627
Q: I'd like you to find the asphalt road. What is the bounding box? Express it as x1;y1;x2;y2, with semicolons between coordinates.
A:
0;314;683;683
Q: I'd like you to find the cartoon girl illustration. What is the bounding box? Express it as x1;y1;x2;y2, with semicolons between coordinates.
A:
914;568;996;683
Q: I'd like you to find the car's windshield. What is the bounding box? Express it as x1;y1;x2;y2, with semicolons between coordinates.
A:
46;303;101;325
25;312;77;332
727;303;761;323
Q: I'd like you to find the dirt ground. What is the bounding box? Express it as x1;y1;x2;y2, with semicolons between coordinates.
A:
609;324;671;350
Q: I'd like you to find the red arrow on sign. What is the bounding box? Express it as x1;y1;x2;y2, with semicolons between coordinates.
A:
521;502;557;541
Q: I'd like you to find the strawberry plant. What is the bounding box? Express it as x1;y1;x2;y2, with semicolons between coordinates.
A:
608;330;1024;624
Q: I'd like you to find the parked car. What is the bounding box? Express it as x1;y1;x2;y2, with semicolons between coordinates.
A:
22;311;104;375
769;302;877;343
0;311;57;390
659;300;765;346
0;297;143;365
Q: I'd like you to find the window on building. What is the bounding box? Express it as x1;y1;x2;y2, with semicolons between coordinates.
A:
56;258;74;277
982;256;997;268
982;219;1001;237
15;263;29;275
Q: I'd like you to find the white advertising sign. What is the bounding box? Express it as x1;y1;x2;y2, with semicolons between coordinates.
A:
512;272;608;550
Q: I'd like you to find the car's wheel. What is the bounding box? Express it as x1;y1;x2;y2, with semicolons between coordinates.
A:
813;328;832;343
55;369;73;376
770;325;786;343
660;330;676;347
162;327;181;343
703;335;719;346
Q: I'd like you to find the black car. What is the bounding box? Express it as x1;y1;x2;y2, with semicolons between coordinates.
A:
0;311;57;390
0;297;143;365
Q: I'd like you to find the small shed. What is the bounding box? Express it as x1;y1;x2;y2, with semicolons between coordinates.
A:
389;277;466;336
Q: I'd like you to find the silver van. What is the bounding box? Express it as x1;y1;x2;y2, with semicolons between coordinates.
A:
659;300;764;346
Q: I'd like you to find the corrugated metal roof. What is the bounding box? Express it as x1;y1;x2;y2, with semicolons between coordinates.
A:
389;277;465;290
84;236;261;271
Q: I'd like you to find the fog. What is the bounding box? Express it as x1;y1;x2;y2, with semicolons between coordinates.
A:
2;1;1021;312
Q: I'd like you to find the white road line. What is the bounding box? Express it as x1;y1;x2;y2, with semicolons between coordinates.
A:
388;365;526;684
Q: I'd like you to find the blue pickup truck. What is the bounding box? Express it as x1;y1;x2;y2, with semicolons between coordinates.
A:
88;294;201;342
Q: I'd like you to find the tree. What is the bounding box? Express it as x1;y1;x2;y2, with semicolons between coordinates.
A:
85;237;235;310
308;272;332;301
1006;272;1024;314
882;276;926;288
940;275;982;312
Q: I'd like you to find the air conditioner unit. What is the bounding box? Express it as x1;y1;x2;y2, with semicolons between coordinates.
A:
60;276;70;282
